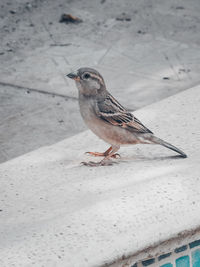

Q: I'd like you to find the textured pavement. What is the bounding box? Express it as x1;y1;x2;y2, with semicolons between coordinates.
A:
1;0;200;162
0;85;200;267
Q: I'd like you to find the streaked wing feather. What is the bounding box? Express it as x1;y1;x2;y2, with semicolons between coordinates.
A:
96;94;153;134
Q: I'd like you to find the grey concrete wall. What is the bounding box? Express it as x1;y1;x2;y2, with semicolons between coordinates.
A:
1;0;200;162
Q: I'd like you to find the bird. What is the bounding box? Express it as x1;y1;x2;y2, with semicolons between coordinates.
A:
67;67;187;166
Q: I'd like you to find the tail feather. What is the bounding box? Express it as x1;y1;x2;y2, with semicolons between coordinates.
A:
150;135;187;158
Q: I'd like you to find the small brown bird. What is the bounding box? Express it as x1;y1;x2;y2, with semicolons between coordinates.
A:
67;67;187;166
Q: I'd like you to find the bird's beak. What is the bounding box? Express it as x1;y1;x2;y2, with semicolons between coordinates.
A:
66;71;80;81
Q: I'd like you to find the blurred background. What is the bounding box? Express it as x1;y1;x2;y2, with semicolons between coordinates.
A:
0;0;200;163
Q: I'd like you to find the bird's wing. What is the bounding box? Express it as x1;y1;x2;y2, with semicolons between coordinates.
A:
96;93;153;134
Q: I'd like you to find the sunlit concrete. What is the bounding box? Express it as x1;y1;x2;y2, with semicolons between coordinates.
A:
0;85;199;267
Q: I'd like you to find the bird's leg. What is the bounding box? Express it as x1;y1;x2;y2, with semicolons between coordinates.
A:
82;146;120;167
100;145;120;165
86;146;120;158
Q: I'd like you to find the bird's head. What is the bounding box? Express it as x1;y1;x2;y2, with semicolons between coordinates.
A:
67;67;106;96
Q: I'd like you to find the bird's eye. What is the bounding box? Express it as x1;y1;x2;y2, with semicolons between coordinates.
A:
83;73;90;79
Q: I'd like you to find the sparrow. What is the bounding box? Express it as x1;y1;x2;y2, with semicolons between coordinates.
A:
67;67;187;166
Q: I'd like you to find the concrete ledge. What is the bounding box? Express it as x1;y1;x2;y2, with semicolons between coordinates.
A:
0;85;200;267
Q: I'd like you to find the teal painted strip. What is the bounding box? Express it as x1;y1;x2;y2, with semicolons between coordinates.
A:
158;253;172;261
160;263;173;267
142;258;155;266
190;240;200;249
175;245;187;253
176;256;190;267
192;249;200;267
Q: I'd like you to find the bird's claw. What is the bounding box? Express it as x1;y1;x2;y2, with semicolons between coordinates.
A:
111;153;120;159
85;151;120;158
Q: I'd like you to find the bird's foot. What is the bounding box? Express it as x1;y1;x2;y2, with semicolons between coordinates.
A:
85;151;120;158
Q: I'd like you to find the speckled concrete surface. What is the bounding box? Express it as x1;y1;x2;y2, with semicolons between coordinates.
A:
1;0;200;163
0;85;199;267
1;0;200;104
0;85;85;163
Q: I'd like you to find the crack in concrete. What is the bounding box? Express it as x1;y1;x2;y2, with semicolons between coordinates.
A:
0;81;78;101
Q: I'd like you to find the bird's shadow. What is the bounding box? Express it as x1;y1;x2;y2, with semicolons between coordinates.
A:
119;154;184;163
78;153;185;167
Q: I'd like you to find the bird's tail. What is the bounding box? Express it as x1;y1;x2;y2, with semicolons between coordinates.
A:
150;135;187;158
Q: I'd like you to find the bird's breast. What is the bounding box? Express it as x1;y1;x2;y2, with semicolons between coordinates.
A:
78;97;141;146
